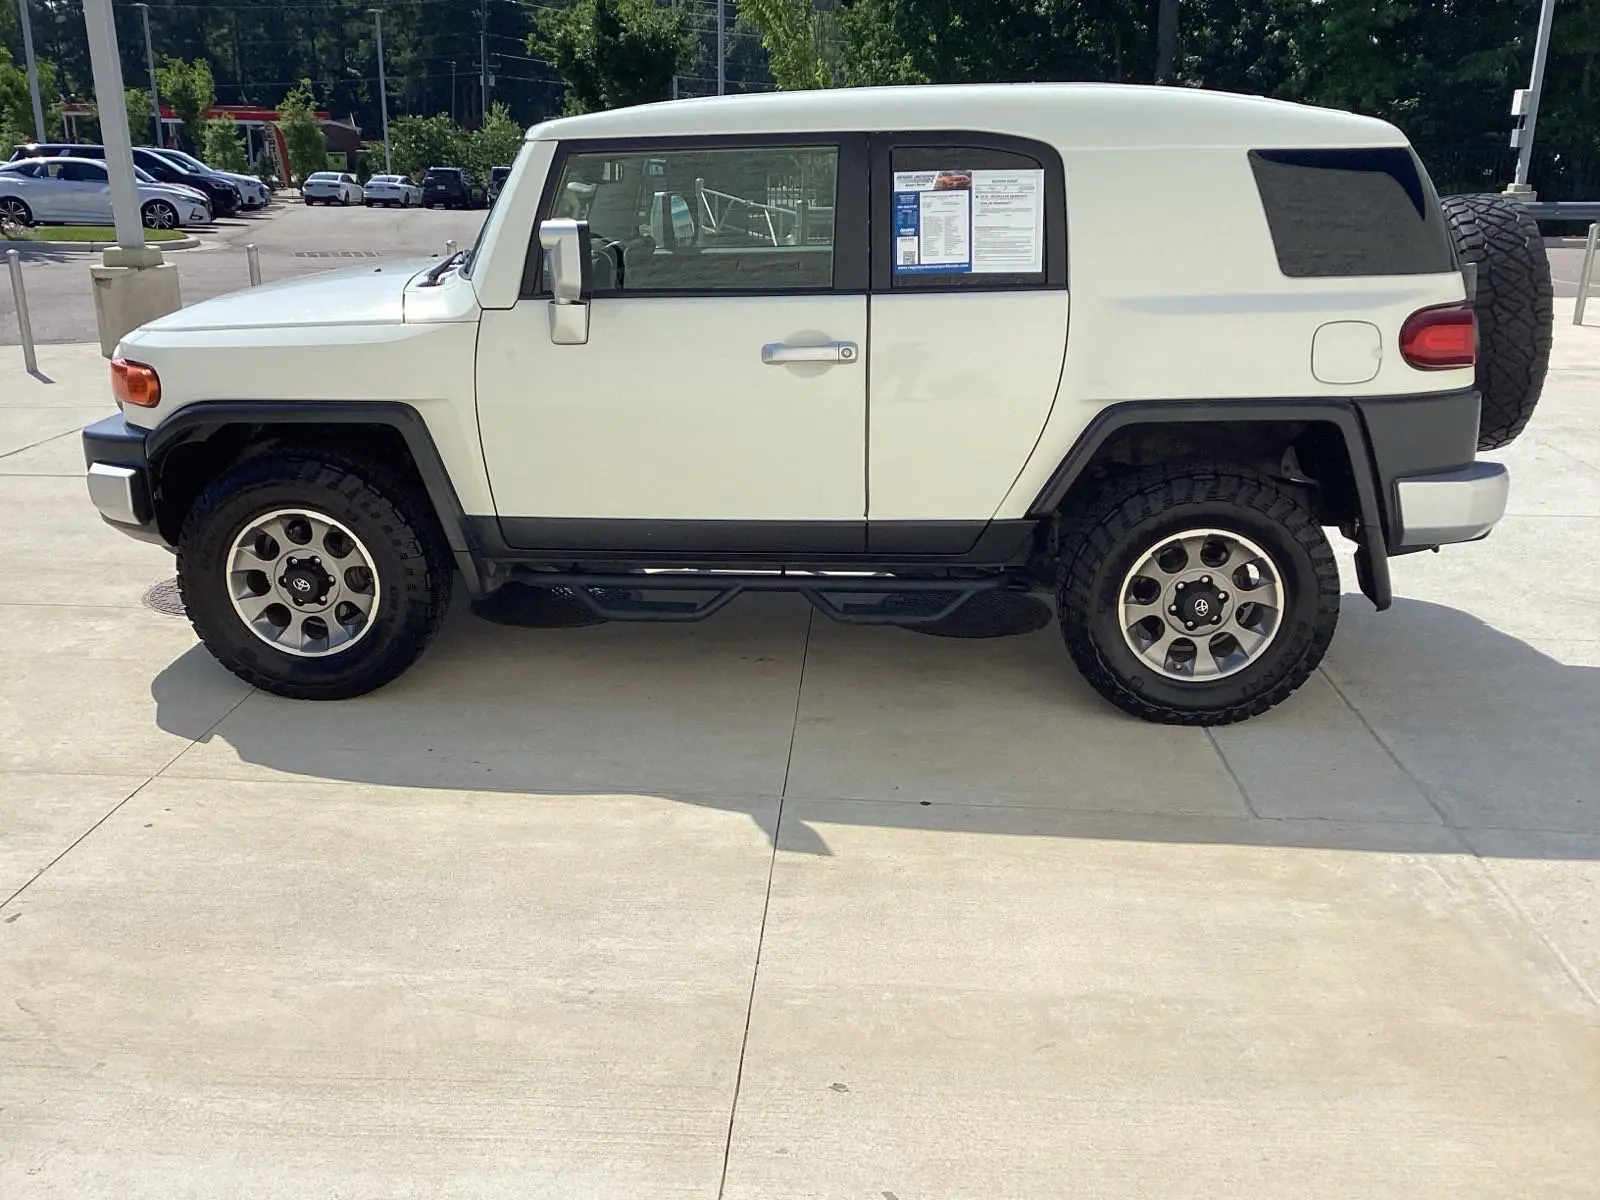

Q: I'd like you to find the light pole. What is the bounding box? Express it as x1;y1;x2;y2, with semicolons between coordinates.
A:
133;3;161;147
370;8;391;173
1509;0;1558;195
450;60;457;123
17;0;46;141
83;0;142;250
716;0;726;95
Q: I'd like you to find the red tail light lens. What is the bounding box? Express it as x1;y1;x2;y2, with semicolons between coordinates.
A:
111;358;161;408
1400;305;1476;370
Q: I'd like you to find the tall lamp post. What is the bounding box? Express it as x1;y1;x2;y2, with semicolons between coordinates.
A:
370;8;391;173
18;0;46;141
133;3;161;147
1508;0;1558;197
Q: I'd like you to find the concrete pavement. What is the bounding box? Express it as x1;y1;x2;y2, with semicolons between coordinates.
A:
0;320;1597;1196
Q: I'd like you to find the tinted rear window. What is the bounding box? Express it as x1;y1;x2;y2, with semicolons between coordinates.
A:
1249;148;1454;278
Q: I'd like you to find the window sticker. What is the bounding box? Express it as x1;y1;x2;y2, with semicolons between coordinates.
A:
892;168;1044;275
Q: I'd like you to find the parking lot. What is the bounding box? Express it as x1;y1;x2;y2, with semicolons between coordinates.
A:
0;199;485;346
1;248;1598;1193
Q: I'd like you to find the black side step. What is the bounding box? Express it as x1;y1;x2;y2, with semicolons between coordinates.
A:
506;570;1021;625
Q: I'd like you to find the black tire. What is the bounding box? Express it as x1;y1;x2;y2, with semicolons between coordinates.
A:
141;200;178;230
1441;193;1553;450
0;197;34;225
177;454;454;700
1055;465;1340;725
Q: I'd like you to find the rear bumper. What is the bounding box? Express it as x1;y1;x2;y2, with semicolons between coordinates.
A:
1394;461;1509;548
82;413;165;545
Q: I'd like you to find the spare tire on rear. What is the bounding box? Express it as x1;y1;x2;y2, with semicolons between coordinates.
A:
1441;193;1553;450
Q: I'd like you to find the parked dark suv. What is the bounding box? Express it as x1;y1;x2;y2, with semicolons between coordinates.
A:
9;143;241;216
421;166;483;210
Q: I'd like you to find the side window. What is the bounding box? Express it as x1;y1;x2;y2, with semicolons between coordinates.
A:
61;161;106;183
1249;148;1455;277
885;144;1052;290
549;143;838;293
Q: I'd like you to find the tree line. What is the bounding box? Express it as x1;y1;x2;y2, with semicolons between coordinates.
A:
1;2;1598;197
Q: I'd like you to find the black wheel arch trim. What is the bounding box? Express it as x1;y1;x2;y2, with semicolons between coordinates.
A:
1024;397;1403;611
142;399;486;594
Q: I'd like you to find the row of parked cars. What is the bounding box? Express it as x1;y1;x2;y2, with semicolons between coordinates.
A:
0;141;270;230
302;165;512;210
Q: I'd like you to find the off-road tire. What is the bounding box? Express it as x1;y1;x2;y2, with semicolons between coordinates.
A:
1441;193;1553;450
177;453;453;700
1055;465;1340;725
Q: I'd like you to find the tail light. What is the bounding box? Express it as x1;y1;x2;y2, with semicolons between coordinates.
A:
1400;304;1476;370
111;358;161;408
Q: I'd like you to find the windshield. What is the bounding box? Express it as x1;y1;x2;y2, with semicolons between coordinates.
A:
423;169;456;183
156;149;208;173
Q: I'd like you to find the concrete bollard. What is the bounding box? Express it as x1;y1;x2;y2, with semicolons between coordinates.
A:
445;239;458;258
7;249;37;375
1576;223;1599;326
246;243;261;287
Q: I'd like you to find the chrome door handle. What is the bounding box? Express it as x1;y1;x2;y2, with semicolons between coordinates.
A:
761;340;860;365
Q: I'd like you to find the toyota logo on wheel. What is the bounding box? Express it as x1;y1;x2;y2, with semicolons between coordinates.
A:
1193;598;1210;616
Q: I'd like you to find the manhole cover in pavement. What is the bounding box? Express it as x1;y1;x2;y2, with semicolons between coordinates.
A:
291;250;381;258
142;577;188;617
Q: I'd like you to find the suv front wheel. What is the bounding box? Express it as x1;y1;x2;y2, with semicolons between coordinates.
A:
177;453;453;699
1055;466;1340;725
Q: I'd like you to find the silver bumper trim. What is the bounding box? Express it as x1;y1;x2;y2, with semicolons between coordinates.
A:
86;462;147;526
1395;462;1509;547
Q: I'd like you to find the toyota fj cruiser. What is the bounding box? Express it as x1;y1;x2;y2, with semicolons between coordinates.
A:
81;85;1552;724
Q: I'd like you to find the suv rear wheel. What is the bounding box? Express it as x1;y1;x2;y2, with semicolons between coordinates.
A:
1055;466;1340;725
177;453;453;700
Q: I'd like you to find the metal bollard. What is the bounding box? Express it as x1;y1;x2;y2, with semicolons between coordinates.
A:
1576;223;1600;326
445;238;458;257
7;249;37;375
246;243;261;287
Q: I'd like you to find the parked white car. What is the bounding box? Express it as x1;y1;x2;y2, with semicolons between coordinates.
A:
84;85;1549;722
302;172;363;205
144;147;270;209
362;174;421;207
0;156;210;228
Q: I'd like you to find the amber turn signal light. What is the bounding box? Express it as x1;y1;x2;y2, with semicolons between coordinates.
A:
111;358;161;408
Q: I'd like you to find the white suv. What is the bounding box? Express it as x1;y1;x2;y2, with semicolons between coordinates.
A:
81;85;1551;723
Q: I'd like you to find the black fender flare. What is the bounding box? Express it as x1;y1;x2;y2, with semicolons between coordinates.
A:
145;400;487;595
1025;398;1392;611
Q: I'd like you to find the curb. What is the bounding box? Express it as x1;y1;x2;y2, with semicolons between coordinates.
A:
0;235;201;252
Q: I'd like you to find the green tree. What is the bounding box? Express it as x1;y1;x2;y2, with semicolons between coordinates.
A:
125;88;155;144
201;114;248;172
155;56;215;153
462;102;524;183
0;47;62;144
278;78;329;184
388;112;461;179
740;0;837;89
532;0;696;114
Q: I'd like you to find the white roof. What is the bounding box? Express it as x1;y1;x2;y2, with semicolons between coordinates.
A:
528;84;1402;150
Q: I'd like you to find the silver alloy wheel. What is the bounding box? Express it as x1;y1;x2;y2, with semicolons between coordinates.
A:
142;201;177;229
1118;527;1284;681
226;508;382;658
0;198;30;225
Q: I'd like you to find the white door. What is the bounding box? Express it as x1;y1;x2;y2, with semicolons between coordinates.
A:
60;160;113;222
476;139;867;549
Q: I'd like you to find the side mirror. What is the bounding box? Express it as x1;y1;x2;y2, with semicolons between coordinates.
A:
538;218;592;345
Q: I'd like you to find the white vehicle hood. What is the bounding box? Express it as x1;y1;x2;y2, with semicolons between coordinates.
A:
129;259;439;334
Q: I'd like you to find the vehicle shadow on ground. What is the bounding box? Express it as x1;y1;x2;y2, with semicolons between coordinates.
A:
149;594;1600;859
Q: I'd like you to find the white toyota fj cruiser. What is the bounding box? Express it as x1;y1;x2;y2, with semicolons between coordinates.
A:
82;84;1552;724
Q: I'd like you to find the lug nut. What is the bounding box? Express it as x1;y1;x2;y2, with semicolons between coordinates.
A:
1201;576;1210;585
1185;621;1194;630
1219;591;1228;601
1168;605;1178;613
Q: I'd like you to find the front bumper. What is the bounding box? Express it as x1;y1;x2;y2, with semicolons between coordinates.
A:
82;413;164;545
1394;462;1509;548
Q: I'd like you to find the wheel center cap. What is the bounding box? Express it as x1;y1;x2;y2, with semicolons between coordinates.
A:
279;556;335;608
1168;576;1229;632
